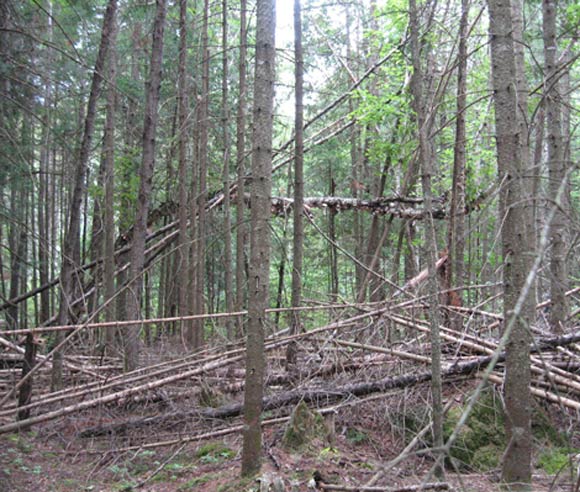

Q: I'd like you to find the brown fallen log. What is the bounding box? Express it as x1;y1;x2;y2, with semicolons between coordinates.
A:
78;353;500;437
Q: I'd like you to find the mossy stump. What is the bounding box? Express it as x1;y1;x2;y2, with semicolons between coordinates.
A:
282;401;326;451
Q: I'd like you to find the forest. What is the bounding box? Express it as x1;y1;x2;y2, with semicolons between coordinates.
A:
0;0;579;490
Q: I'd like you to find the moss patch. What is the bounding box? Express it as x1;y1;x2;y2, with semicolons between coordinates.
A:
282;401;326;451
443;388;506;471
537;447;580;476
195;442;235;463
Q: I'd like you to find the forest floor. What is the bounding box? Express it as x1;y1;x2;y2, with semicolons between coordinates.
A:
0;406;576;492
1;308;579;492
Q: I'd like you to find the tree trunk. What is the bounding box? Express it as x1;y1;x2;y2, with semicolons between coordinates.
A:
287;0;305;367
103;13;118;351
409;0;443;477
51;0;118;388
177;0;190;342
487;0;533;486
235;0;248;338
193;0;211;349
446;0;469;331
222;0;234;340
124;0;167;371
543;0;568;333
241;0;276;478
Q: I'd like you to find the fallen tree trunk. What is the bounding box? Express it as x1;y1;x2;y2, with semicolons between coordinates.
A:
79;353;500;437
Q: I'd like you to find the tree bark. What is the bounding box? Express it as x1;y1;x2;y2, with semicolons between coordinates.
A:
409;0;443;476
222;0;234;340
235;0;248;339
487;0;533;486
241;0;276;478
124;0;167;371
177;0;190;342
103;12;118;351
543;0;568;333
192;0;211;349
287;0;305;367
51;0;118;388
446;0;469;331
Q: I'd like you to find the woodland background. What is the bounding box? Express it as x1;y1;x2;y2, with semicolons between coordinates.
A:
0;0;579;490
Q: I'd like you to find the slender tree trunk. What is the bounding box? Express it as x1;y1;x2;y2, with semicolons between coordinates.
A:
124;0;167;372
103;15;118;351
446;0;469;330
543;0;568;333
177;0;190;342
241;0;276;477
193;0;211;349
116;22;143;324
487;0;533;486
235;0;248;338
51;0;118;388
222;0;234;340
287;0;304;366
409;0;443;477
532;107;544;283
512;0;536;308
38;9;53;326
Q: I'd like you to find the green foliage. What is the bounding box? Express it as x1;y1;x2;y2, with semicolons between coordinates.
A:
565;3;580;30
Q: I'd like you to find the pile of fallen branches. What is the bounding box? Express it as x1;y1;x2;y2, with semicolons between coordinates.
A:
0;291;578;453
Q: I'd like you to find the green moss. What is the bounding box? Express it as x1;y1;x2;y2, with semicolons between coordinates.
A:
472;444;502;470
443;388;506;471
282;401;326;451
537;447;579;475
194;442;235;463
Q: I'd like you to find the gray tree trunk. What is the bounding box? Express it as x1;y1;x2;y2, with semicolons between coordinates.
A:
543;0;568;333
103;14;118;351
177;0;190;341
235;0;248;338
222;0;234;340
241;0;276;478
287;0;304;367
487;0;533;486
124;0;167;371
409;0;443;477
446;0;469;330
51;0;118;388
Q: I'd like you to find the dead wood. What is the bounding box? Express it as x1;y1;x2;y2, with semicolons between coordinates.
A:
78;354;499;437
